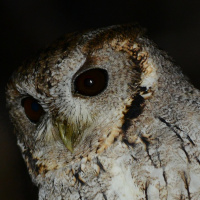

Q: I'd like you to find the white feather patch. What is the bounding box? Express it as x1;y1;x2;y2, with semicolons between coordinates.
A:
109;157;144;199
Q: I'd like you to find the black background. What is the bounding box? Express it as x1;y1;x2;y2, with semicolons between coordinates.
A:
1;0;200;199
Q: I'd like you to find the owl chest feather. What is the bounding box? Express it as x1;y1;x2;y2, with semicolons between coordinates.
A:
33;101;200;200
37;142;146;200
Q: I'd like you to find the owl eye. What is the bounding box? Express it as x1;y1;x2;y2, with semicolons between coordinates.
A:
21;97;45;123
74;68;108;96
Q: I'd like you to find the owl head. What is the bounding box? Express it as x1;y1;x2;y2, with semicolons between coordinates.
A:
6;24;157;178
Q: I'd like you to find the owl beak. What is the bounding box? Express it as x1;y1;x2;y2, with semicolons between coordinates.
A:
54;121;78;153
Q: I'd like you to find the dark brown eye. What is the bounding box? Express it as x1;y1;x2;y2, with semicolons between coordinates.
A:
74;68;108;96
21;97;45;123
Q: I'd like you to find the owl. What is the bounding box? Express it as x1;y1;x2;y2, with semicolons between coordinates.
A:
6;24;200;200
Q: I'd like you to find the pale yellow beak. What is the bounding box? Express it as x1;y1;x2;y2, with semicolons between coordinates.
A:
55;120;80;152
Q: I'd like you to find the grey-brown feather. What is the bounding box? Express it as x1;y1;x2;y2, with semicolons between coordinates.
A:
6;25;200;199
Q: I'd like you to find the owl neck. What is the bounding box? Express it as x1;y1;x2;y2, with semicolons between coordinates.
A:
124;42;200;154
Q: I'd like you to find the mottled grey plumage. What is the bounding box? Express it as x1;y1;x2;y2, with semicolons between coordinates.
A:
6;25;200;199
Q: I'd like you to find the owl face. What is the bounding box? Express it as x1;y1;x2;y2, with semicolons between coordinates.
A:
6;25;200;200
6;25;145;175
